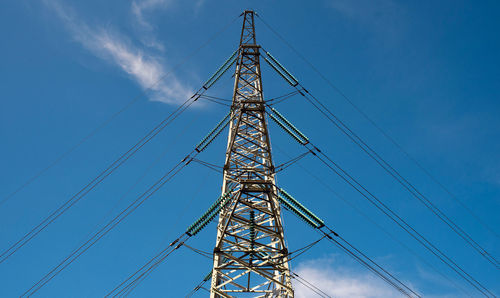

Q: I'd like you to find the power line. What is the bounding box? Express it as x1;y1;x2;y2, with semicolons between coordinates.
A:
297;87;499;269
264;109;493;296
107;234;190;297
274;154;468;297
256;13;499;242
186;269;333;298
2;15;243;264
272;184;420;298
118;171;416;297
316;229;416;298
291;271;332;298
183;244;212;259
0;97;137;208
182;237;331;297
259;46;499;271
21;102;235;296
312;150;494;297
107;180;234;297
21;154;193;297
0;93;198;265
0;13;241;209
108;144;412;297
260;45;499;269
191;158;223;173
274;151;312;173
329;230;420;297
198;95;232;107
281;152;473;297
67;111;201;269
2;43;240;264
199;94;233;102
186;272;212;297
266;90;302;106
105;171;215;297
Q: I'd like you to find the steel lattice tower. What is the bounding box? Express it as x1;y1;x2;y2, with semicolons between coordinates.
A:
209;11;294;297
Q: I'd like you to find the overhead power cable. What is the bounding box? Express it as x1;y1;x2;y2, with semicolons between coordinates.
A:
256;13;499;242
0;99;137;209
191;158;223;173
106;233;191;297
188;272;333;298
198;95;232;107
186;271;213;297
314;150;494;297
261;235;328;265
200;90;302;107
138;180;412;297
316;229;412;298
21;112;235;296
186;269;332;298
0;94;198;265
199;94;232;102
106;188;235;297
267;108;495;297
274;187;420;298
274;144;471;296
1;45;242;266
21;158;191;297
274;151;312;173
0;13;241;209
299;87;499;269
266;90;302;106
183;238;331;298
64;113;201;278
183;244;212;259
261;49;500;270
291;272;332;298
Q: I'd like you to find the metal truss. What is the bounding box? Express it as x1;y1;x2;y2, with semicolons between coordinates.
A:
210;10;294;298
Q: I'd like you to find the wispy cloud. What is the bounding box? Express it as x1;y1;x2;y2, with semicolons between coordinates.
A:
44;0;193;105
131;0;172;31
294;257;403;298
131;0;171;51
415;263;468;297
130;0;206;50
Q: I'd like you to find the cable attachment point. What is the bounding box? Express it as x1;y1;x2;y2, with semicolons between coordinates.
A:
186;189;233;236
268;107;309;145
263;51;299;87
203;50;239;89
327;227;339;237
196;112;232;152
278;188;324;229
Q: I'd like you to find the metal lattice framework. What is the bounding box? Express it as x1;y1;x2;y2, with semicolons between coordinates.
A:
210;11;294;297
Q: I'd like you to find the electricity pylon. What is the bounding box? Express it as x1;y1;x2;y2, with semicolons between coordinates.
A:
210;10;294;297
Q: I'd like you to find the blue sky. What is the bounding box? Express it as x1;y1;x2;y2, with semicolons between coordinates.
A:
1;0;499;297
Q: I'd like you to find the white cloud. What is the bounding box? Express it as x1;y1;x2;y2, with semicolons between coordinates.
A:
130;0;206;50
131;0;172;31
44;0;193;105
130;0;172;52
293;257;403;298
414;264;469;297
